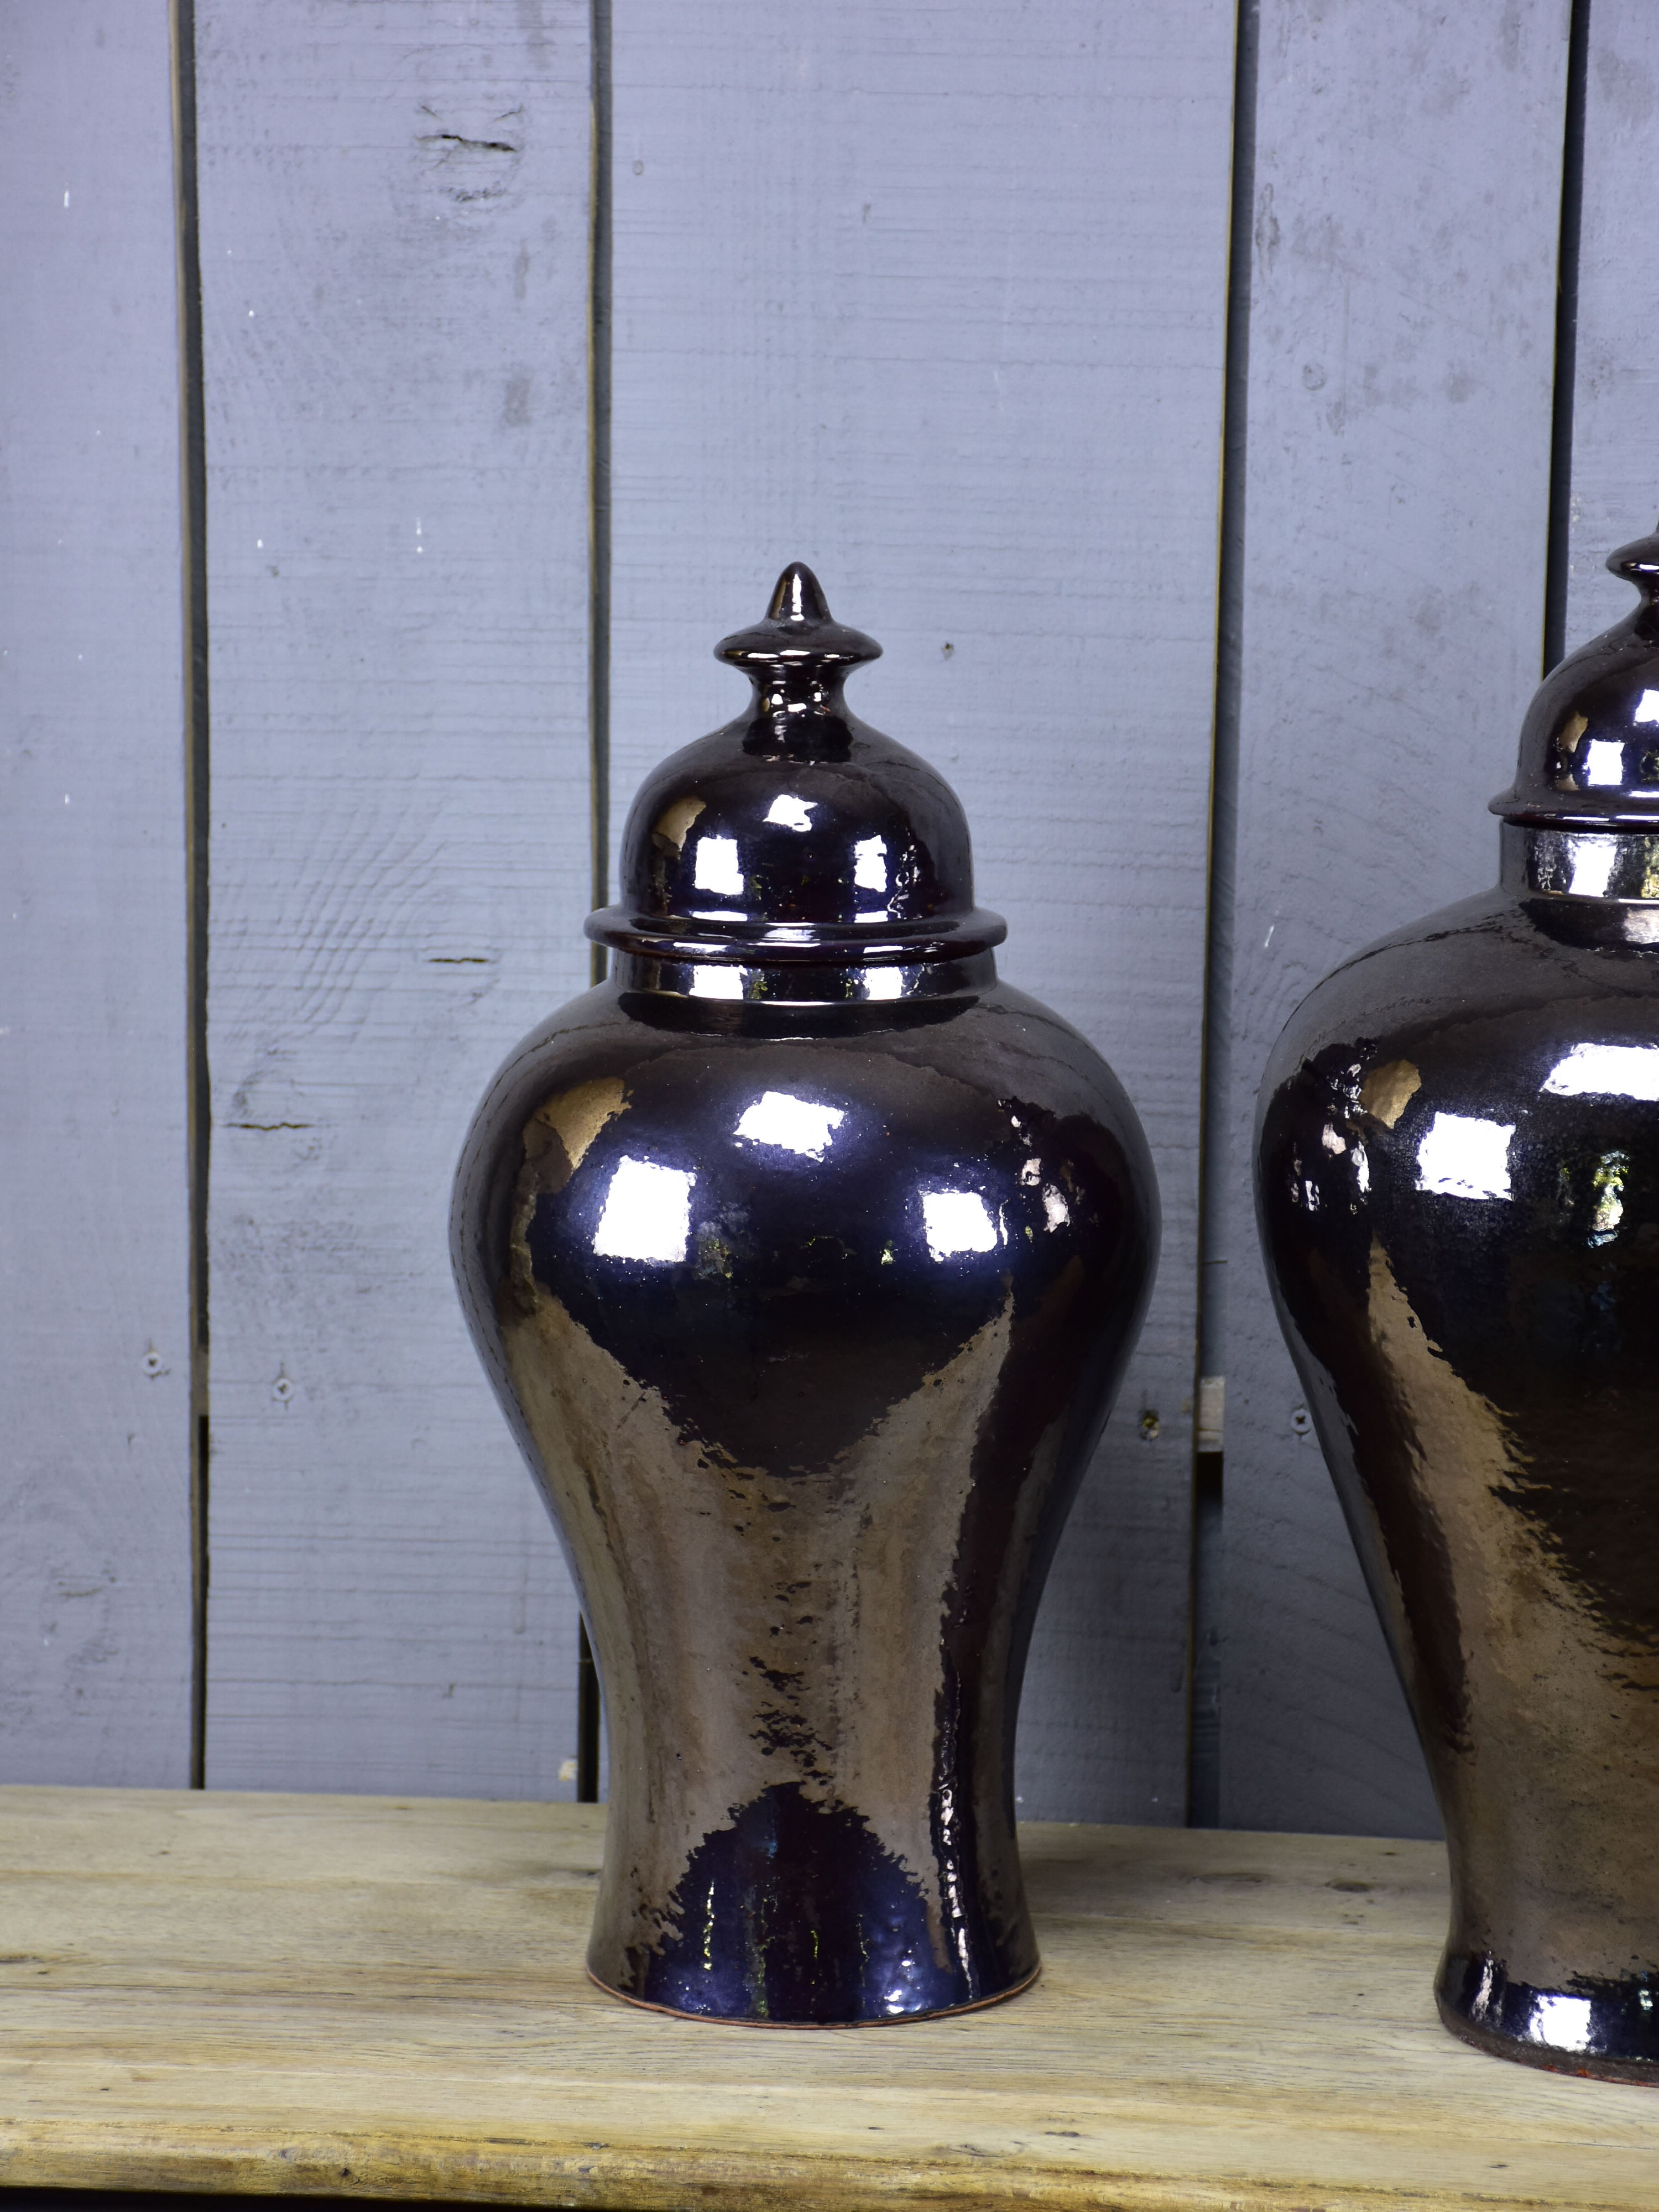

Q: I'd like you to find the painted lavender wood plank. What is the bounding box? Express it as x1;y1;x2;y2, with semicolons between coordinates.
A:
196;2;592;1795
0;0;193;1780
1221;1;1571;1835
609;1;1238;1820
1563;1;1659;648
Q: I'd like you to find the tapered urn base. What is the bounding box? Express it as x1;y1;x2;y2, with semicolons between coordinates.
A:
581;1778;1039;2026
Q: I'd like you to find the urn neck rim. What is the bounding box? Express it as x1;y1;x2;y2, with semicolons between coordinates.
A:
1503;821;1659;902
608;947;998;1004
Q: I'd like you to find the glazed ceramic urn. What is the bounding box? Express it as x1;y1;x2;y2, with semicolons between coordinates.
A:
451;562;1158;2026
1256;530;1659;2081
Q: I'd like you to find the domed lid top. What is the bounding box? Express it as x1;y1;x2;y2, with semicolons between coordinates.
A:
587;564;1007;966
1494;530;1659;829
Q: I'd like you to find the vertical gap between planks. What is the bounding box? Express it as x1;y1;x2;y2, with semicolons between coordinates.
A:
587;0;614;970
578;0;614;1804
1543;0;1592;674
170;0;211;1790
1188;0;1260;1829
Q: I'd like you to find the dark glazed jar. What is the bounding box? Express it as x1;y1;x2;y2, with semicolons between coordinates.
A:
1257;532;1659;2081
452;564;1157;2026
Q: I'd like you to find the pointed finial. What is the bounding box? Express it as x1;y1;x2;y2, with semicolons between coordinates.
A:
765;561;834;624
714;561;882;750
716;563;881;672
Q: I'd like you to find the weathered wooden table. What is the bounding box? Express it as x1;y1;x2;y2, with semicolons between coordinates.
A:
0;1787;1656;2209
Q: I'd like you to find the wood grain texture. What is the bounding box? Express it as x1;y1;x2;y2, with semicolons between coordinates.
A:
1562;0;1659;648
609;0;1237;1823
3;1786;1659;2210
0;1;193;1781
195;2;592;1795
1220;2;1571;1835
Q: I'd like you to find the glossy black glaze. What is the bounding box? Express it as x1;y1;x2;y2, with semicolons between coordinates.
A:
453;567;1157;2025
1257;533;1659;2083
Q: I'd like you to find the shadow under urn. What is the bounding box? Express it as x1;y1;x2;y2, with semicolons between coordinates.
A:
1256;530;1659;2082
452;564;1157;2025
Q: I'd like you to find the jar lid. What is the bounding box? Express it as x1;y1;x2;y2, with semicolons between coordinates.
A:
1494;530;1659;830
586;564;1006;967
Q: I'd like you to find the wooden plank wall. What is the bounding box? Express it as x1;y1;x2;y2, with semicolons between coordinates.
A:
607;0;1237;1822
0;0;194;1782
194;1;592;1795
1219;1;1571;1834
8;0;1656;1839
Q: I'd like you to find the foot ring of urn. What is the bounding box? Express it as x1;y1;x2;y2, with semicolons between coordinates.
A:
1439;1957;1659;2085
588;1959;1042;2029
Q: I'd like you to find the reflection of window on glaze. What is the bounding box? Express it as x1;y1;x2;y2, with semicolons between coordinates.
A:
735;1091;844;1161
592;1157;695;1264
1415;1111;1514;1202
764;794;815;832
852;836;888;894
1545;1041;1659;1101
1529;1991;1593;2053
1582;737;1631;787
921;1188;1000;1260
1552;838;1620;896
691;834;743;895
688;965;744;1001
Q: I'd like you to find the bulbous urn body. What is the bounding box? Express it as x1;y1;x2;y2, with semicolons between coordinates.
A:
452;566;1157;2025
1256;533;1659;2081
